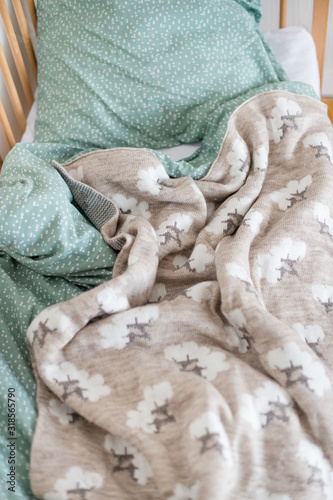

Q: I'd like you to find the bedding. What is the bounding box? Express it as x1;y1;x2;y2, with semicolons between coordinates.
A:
34;0;287;150
263;26;321;98
28;90;333;499
1;0;333;499
0;143;117;499
22;27;321;160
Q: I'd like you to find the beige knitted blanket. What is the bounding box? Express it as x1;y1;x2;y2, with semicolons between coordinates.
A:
28;91;333;500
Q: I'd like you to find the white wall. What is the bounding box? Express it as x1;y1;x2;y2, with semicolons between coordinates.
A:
323;1;333;96
260;0;333;96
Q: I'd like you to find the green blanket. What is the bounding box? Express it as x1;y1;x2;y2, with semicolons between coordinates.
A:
0;143;117;499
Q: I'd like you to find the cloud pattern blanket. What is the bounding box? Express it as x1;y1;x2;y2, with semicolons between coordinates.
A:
28;91;333;500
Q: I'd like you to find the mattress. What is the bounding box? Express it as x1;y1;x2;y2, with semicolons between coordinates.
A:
21;26;321;161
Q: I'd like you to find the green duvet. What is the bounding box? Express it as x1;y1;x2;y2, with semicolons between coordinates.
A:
0;143;117;499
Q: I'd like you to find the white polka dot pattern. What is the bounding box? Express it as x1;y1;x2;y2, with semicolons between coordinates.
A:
35;0;287;150
0;142;116;499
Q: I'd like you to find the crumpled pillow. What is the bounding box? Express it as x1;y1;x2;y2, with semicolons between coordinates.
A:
34;0;287;150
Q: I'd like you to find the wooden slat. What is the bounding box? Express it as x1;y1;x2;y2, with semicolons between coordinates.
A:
322;98;333;125
0;41;26;132
312;0;329;93
12;0;37;81
0;98;16;149
25;0;37;37
279;0;288;28
0;0;33;106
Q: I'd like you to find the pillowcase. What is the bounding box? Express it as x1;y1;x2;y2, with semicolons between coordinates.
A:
34;0;287;150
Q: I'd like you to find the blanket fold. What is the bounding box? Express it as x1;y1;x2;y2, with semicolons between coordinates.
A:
28;91;333;500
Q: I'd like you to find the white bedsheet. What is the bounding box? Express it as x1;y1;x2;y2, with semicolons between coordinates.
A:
264;26;320;98
22;26;321;161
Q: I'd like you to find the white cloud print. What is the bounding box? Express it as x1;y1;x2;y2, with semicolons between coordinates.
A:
44;361;111;402
44;466;103;500
267;342;331;396
137;164;169;195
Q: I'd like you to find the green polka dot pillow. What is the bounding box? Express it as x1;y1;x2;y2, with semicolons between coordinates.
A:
34;0;286;150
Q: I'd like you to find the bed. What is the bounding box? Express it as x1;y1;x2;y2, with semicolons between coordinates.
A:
0;1;333;499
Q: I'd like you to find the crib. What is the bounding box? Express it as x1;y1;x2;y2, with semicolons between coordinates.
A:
0;0;332;165
1;2;333;499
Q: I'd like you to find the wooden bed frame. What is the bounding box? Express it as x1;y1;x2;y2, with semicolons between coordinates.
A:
0;0;331;168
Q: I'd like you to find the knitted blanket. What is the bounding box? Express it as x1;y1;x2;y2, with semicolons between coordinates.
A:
28;91;333;500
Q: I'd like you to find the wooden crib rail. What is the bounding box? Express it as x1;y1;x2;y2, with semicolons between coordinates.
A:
279;0;330;91
0;1;34;106
279;0;288;29
0;0;37;163
12;0;37;80
0;39;26;132
26;0;36;36
311;0;330;88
